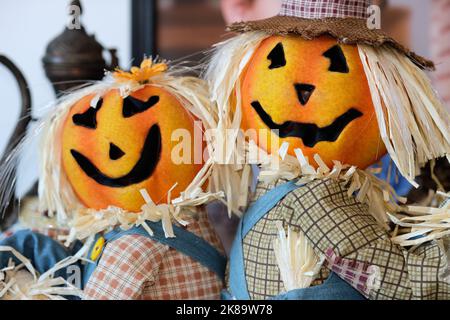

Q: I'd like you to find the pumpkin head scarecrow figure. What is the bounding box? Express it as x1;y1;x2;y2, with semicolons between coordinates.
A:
0;59;227;300
206;0;450;300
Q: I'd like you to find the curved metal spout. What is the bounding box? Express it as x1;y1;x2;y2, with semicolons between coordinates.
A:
0;55;32;230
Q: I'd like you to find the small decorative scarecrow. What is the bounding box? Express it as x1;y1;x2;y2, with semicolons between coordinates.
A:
0;59;227;300
206;0;450;300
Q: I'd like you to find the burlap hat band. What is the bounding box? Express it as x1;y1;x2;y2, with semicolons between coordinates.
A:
228;16;434;70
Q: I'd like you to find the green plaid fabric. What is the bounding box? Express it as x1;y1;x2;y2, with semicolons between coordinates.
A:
227;178;450;300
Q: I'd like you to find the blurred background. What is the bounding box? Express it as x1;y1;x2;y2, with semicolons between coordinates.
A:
0;0;449;201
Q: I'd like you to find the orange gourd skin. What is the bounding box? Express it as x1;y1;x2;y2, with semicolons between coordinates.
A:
62;85;202;212
240;35;387;169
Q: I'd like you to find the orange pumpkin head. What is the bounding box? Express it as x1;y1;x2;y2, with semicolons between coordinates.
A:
62;85;202;212
240;35;387;169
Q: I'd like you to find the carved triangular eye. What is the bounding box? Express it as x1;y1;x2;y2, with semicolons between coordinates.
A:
267;42;286;69
123;95;159;118
72;98;103;129
323;45;349;73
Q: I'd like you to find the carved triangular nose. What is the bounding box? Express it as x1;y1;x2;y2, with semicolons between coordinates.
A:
295;83;315;106
109;143;125;160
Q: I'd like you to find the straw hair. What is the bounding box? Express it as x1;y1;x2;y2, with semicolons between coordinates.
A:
206;32;450;245
206;31;450;189
0;62;227;234
358;45;450;186
204;32;269;215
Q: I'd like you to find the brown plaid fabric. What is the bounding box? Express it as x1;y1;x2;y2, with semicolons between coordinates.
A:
230;178;450;300
84;212;225;300
281;0;371;19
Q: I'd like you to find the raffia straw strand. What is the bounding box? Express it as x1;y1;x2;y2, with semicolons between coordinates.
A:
273;221;323;291
358;45;450;186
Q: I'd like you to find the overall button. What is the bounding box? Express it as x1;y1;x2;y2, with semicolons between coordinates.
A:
91;236;105;261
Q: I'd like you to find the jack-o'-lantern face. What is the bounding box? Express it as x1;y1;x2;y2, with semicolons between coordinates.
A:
240;35;386;169
62;85;202;212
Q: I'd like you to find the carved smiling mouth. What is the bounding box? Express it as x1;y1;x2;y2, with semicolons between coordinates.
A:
70;124;162;188
251;101;363;148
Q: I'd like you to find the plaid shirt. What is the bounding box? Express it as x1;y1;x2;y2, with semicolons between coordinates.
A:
230;178;450;300
84;211;225;300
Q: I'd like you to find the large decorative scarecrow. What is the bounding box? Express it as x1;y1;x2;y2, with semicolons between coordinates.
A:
206;0;450;300
0;59;227;300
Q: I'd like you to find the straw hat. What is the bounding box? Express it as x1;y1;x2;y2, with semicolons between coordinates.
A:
228;0;433;69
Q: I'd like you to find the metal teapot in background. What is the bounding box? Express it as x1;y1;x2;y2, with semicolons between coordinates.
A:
42;0;119;95
0;55;32;230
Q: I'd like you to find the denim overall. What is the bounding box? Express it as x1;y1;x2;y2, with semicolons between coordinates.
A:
223;180;365;300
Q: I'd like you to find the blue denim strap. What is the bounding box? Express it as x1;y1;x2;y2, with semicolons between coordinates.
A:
229;180;303;300
84;221;227;287
270;273;365;300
